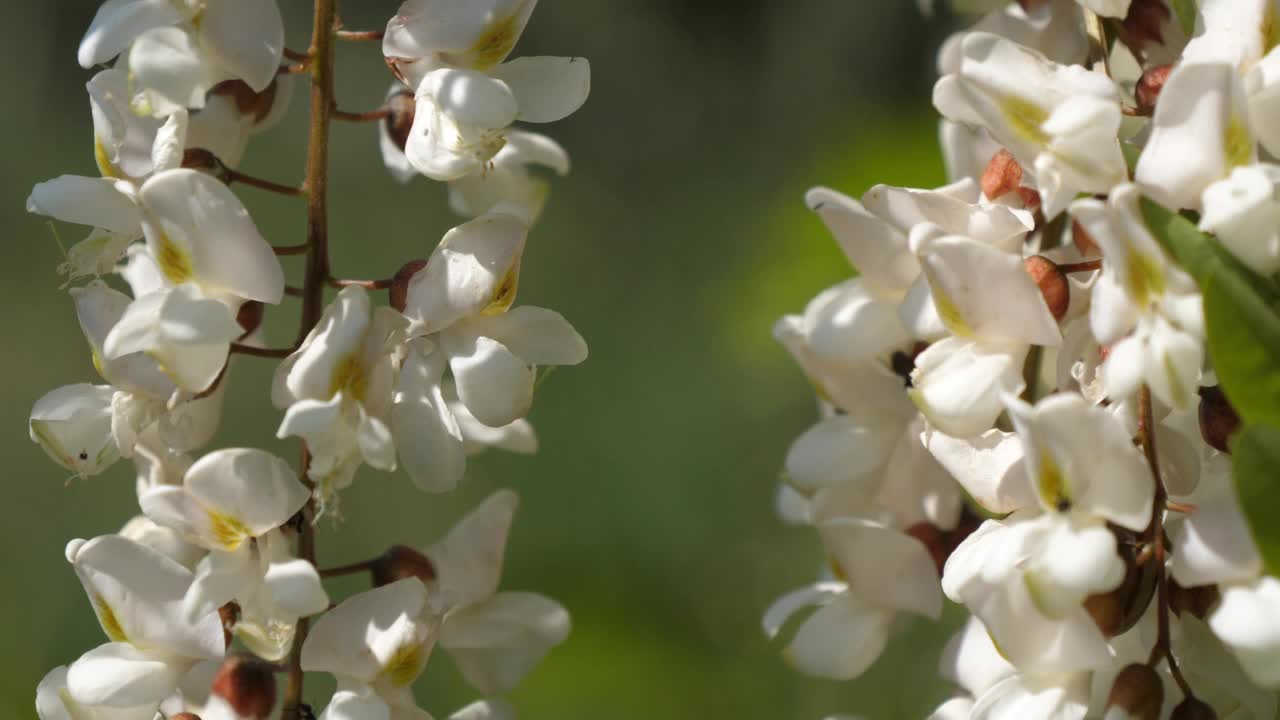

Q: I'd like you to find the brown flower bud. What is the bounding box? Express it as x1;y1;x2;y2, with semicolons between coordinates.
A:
1171;698;1218;720
1107;663;1165;720
371;544;436;587
1136;65;1174;117
1072;219;1100;257
212;655;277;719
1120;0;1171;52
182;148;223;174
1024;256;1070;322
1170;580;1221;619
1086;529;1159;637
389;259;429;313
982;149;1024;200
218;602;240;649
906;523;949;576
384;91;416;153
171;714;202;720
236;301;265;339
1197;386;1240;454
210;79;280;126
890;341;929;388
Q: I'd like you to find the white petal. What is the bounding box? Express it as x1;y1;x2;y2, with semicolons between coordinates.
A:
440;591;570;694
1209;577;1280;688
464;306;588;366
67;643;182;708
785;594;892;680
784;414;899;492
491;56;590;123
127;26;220;115
183;547;255;620
138;169;284;303
30;384;119;478
28;176;141;235
393;347;467;493
318;689;393;720
301;578;432;683
820;518;943;618
445;333;535;428
198;0;284;91
78;0;184;68
449;700;515;720
264;558;331;619
804;187;917;296
427;490;518;609
924;427;1033;514
910;337;1027;438
184;448;309;541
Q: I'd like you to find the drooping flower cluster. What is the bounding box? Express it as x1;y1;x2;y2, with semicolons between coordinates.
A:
30;1;589;718
766;1;1280;717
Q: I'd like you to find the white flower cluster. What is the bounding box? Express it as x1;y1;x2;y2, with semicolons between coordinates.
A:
28;1;588;718
766;1;1280;717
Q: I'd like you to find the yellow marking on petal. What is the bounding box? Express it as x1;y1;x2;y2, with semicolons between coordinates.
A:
156;231;195;285
30;422;72;468
1163;351;1191;410
379;641;426;687
93;592;129;643
1000;96;1050;147
931;284;973;338
329;354;368;403
1266;5;1280;53
1037;450;1072;513
209;509;252;551
94;139;121;180
91;349;108;381
1023;571;1060;618
465;10;524;70
1224;114;1253;171
481;260;520;316
1125;248;1166;308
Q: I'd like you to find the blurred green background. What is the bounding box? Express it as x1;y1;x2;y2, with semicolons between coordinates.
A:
2;3;966;718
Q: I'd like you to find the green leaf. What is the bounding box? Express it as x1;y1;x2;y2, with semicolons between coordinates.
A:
1140;197;1280;306
1232;424;1280;574
1170;0;1197;37
1121;142;1142;177
1204;273;1280;428
1141;197;1280;427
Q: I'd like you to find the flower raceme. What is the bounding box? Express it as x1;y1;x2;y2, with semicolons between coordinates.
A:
30;0;589;718
764;1;1280;718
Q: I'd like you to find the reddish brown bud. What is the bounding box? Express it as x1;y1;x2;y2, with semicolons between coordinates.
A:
171;714;202;720
210;79;280;126
1170;580;1221;619
1024;256;1070;322
384;91;416;153
371;544;436;587
1136;64;1174;116
906;523;949;576
1197;386;1241;454
1086;529;1159;637
890;341;930;388
218;602;240;649
1171;698;1218;720
982;150;1024;200
389;259;429;313
182;148;223;173
1107;663;1165;720
1015;0;1052;11
1072;219;1100;257
212;655;277;719
1121;0;1172;54
236;301;265;339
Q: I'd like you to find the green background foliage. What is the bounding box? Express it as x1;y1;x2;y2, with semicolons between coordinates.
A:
0;3;964;718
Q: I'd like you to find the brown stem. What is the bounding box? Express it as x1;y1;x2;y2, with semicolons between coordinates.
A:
336;29;385;42
1058;260;1102;274
283;0;337;715
319;559;375;578
224;168;306;198
331;106;391;123
229;343;295;359
278;62;311;76
283;47;312;62
274;244;311;256
1138;385;1196;700
285;285;306;297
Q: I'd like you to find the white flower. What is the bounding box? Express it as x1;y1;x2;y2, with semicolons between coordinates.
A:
1209;576;1280;689
79;0;284;118
274;286;407;502
421;491;570;694
399;214;586;427
302;578;438;718
1169;453;1263;588
936;0;1088;75
1199;163;1280;275
933;32;1127;218
764;517;942;680
30;383;119;480
138;447;327;659
1070;184;1204;409
448;131;571;224
118;514;203;571
64;535;224;708
384;0;589;180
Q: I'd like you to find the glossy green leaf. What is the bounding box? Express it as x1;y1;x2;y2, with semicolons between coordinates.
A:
1232;424;1280;574
1204;274;1280;428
